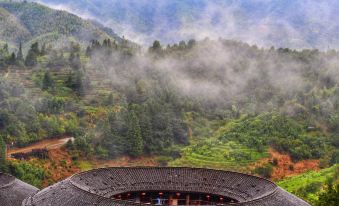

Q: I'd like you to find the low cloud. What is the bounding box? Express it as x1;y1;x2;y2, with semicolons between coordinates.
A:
34;0;339;49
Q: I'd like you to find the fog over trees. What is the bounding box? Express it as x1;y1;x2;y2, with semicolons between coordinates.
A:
0;1;338;205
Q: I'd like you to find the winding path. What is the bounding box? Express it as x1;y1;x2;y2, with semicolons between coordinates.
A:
7;137;74;157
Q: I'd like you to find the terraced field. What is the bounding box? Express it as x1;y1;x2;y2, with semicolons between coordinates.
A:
170;139;269;171
0;65;114;102
0;70;42;99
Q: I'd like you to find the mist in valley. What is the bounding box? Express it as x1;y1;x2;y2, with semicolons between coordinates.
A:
86;38;339;117
0;2;338;204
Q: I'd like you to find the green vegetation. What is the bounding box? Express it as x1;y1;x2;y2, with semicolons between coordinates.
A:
7;161;46;188
125;110;143;157
170;138;268;170
0;135;6;170
78;160;93;172
171;112;334;171
316;181;339;206
0;16;338;205
254;163;274;179
278;165;339;204
219;113;331;162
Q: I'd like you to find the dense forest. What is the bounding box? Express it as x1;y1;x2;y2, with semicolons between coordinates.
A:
0;36;339;204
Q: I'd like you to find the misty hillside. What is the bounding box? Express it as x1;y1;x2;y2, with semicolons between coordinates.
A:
36;0;339;48
0;1;122;48
0;1;338;206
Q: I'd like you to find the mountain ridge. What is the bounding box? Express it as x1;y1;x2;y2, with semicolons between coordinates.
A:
0;1;122;49
34;0;339;49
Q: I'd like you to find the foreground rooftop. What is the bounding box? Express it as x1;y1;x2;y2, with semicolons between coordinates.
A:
1;167;311;206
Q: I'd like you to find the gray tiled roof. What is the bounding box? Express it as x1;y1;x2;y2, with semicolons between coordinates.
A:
22;167;311;206
0;173;38;206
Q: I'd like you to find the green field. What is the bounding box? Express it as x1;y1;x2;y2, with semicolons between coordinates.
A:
278;165;339;204
170;138;269;171
169;119;268;170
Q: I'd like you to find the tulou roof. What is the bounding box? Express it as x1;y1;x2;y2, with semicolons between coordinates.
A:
0;173;38;206
20;167;310;206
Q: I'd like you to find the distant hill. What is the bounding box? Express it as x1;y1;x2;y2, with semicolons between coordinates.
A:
0;1;122;48
35;0;339;49
0;7;31;45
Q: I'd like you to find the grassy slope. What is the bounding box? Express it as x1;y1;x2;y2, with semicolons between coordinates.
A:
170;113;330;175
278;165;338;203
170;140;268;171
170;118;269;171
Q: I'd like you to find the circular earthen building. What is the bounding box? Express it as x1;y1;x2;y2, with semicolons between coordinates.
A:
19;167;310;206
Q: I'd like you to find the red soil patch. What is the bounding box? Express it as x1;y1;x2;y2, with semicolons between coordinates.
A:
252;148;319;181
40;148;80;187
23;149;158;187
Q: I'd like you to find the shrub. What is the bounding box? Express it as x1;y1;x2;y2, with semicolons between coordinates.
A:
8;162;46;188
254;163;274;179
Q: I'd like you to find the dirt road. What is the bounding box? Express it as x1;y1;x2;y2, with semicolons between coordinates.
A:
8;137;74;156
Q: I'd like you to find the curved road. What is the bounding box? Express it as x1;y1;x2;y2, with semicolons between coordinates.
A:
8;137;74;157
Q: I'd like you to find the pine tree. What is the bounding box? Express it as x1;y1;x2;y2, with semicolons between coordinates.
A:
105;93;114;106
7;52;16;65
25;42;39;67
3;44;9;55
102;112;125;158
42;71;54;90
149;40;162;53
69;51;75;63
179;40;187;49
66;71;85;96
85;46;92;57
65;72;73;88
126;110;143;157
31;42;40;54
40;43;46;56
71;54;81;70
74;71;84;96
139;111;155;154
187;39;196;48
17;42;24;62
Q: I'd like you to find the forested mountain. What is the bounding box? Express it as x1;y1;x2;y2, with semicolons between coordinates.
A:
36;0;339;48
0;1;122;49
0;37;338;174
0;1;338;205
